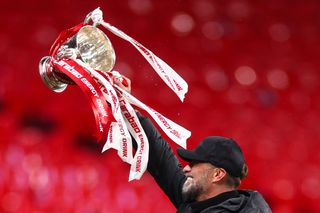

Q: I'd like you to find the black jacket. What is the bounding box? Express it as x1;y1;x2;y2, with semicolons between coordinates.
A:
137;113;272;213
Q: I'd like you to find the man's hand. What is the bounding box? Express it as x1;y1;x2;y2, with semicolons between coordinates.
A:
113;72;131;94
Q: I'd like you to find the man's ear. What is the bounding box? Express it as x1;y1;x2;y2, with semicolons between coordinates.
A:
212;168;227;183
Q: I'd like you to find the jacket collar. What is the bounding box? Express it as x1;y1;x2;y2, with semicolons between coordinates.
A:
189;190;240;213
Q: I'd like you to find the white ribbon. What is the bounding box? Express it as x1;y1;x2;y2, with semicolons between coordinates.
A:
88;8;188;102
115;85;190;149
118;96;149;181
76;59;133;165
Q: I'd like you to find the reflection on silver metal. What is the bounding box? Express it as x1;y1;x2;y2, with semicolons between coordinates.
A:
84;12;93;24
39;56;68;93
77;26;115;73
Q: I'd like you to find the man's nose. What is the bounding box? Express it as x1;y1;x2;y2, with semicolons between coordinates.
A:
183;164;191;173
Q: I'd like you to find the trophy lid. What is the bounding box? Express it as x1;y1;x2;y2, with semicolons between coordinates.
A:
76;25;116;72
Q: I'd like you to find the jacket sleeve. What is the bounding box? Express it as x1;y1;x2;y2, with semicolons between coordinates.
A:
137;112;187;208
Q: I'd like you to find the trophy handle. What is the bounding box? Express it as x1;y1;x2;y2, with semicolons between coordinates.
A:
39;56;68;93
84;7;103;26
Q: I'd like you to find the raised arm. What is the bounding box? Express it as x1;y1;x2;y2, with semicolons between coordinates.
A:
137;112;187;208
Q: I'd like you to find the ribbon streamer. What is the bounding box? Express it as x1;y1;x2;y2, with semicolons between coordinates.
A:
115;85;190;148
75;60;134;165
118;96;149;181
88;8;188;102
51;58;114;143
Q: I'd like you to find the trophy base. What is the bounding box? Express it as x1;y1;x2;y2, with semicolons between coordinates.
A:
39;56;68;93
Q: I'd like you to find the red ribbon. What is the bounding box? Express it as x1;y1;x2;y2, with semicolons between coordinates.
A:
50;23;87;57
51;58;115;142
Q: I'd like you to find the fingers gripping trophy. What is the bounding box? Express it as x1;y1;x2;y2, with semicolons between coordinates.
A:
39;8;191;181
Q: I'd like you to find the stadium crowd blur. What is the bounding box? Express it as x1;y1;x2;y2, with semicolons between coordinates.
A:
1;0;320;212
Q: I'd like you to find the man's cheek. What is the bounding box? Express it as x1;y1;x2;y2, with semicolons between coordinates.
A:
183;177;194;189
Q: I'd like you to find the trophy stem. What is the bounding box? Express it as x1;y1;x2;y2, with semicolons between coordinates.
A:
39;56;68;93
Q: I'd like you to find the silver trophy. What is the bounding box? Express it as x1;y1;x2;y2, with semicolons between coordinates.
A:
39;25;116;92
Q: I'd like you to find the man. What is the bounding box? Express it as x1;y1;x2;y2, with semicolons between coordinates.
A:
115;77;272;213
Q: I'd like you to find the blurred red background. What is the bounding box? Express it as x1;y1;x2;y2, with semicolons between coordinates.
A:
1;0;320;212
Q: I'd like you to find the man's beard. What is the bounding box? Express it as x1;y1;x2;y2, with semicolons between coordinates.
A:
182;177;205;202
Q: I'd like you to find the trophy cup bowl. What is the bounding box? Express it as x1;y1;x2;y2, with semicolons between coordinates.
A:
77;25;116;73
39;25;116;92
